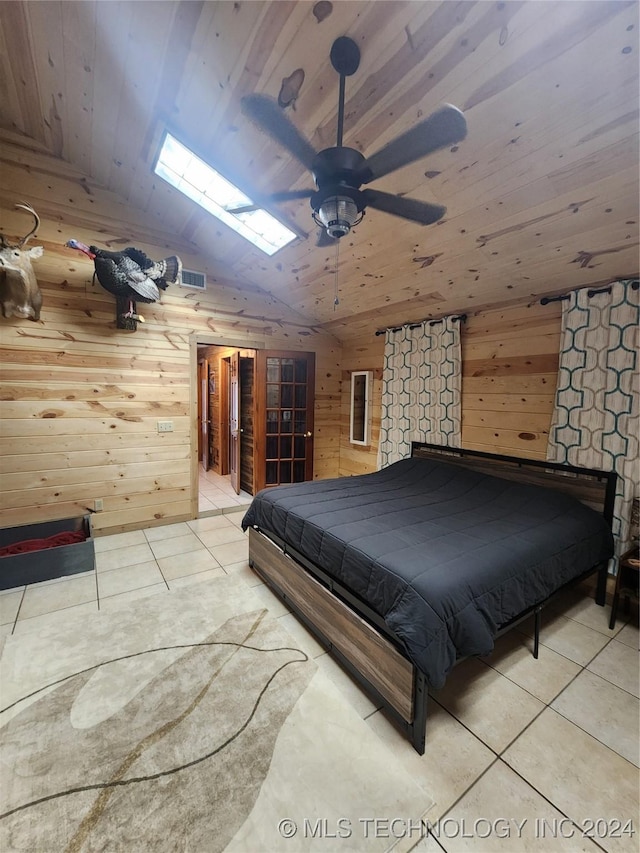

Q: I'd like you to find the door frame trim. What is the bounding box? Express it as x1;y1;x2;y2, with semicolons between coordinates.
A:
189;333;264;519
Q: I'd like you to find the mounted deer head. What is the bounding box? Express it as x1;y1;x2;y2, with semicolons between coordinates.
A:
0;203;44;321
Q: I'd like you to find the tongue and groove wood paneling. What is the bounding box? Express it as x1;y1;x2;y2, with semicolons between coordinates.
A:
338;299;562;476
0;148;342;535
0;1;636;344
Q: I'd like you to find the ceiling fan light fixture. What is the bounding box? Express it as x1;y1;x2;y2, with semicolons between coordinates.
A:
314;195;363;238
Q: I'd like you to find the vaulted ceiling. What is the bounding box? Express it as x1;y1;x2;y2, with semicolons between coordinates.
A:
1;0;638;341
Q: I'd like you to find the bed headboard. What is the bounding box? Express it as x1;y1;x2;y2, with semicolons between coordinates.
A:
411;443;617;525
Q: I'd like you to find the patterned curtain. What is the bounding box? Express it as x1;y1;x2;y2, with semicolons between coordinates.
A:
547;279;639;560
378;316;462;467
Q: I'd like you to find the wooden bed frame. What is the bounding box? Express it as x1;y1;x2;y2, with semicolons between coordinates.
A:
247;443;617;753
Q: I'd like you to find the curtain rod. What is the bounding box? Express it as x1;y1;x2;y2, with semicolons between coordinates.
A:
540;279;639;306
375;313;467;337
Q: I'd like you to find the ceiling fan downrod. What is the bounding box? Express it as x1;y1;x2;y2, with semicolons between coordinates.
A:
330;36;360;147
311;37;365;239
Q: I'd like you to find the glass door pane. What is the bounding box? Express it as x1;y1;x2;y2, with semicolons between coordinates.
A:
256;351;315;491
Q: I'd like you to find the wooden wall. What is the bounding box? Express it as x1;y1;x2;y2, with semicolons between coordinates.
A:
339;299;562;476
0;135;578;529
0;140;342;536
461;300;562;457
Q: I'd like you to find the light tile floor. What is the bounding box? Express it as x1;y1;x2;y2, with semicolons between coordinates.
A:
198;468;252;515
1;518;638;852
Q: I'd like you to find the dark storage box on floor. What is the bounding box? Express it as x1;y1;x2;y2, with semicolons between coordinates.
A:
0;515;95;590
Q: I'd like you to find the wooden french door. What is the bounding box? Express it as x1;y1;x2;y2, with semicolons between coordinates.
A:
254;351;315;492
198;358;211;470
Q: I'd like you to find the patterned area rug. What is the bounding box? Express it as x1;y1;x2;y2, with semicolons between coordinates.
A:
0;575;432;852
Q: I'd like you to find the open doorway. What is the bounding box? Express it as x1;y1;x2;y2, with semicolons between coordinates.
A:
191;335;317;520
196;344;255;516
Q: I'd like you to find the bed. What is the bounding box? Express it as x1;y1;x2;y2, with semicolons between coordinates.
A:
242;443;616;753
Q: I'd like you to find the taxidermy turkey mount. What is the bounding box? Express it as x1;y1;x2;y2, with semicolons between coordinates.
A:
241;36;467;242
66;240;182;330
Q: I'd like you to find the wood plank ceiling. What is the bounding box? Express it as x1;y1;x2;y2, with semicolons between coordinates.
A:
0;0;638;342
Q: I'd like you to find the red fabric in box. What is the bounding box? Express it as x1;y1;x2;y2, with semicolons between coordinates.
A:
0;530;86;557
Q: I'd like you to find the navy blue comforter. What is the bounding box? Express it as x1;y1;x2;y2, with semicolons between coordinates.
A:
242;457;613;688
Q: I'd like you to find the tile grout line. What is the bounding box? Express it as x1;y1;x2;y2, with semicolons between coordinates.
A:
479;623;636;706
428;693;502;761
96;523;246;589
155;557;171;591
490;644;639;800
417;754;501;847
425;626;638;829
493;630;627;760
493;756;611;853
9;586;27;635
94;566;101;611
478;653;562;706
407;824;448;852
583;647;640;700
421;703;613;853
547;703;640;771
512;615;628;669
539;633;640;765
542;609;627;642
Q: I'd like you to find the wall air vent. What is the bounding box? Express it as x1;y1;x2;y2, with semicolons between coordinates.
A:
180;269;206;290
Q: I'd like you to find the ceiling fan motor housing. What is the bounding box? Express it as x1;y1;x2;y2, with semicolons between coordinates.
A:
311;147;367;237
310;146;366;187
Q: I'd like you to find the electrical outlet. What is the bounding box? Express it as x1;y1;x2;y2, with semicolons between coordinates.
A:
94;498;104;512
157;421;174;433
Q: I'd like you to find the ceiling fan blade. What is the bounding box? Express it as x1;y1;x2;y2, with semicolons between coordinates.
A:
357;104;467;184
362;189;446;225
241;94;318;170
229;188;314;214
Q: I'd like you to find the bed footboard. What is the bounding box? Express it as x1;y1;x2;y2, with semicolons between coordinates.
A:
248;527;427;752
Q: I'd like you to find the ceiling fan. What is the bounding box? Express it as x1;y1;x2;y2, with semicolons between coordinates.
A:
240;36;467;242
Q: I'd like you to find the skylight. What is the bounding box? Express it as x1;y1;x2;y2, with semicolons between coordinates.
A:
154;132;297;256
